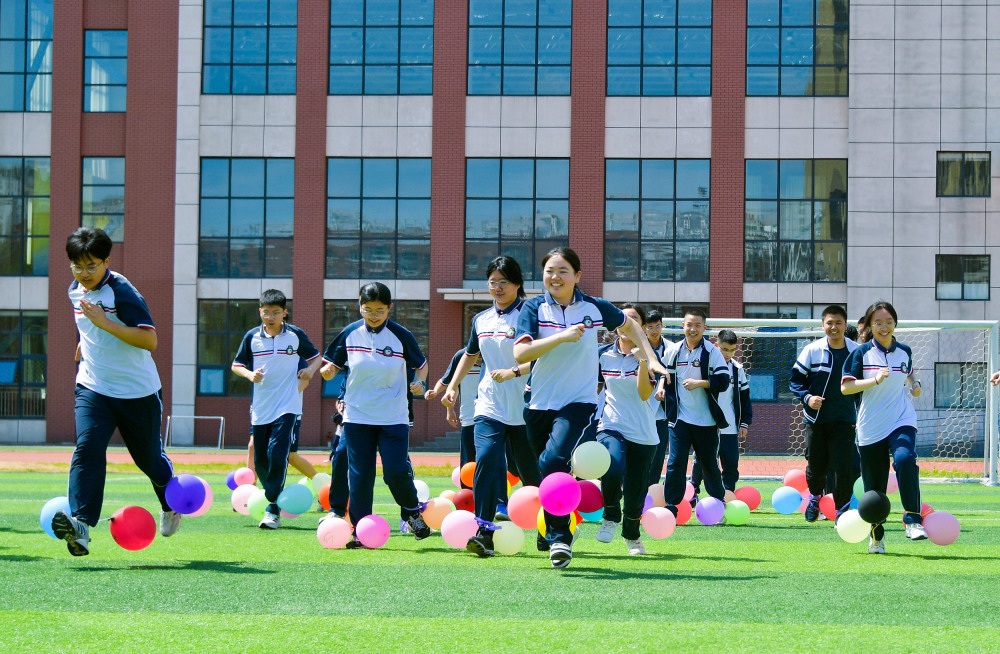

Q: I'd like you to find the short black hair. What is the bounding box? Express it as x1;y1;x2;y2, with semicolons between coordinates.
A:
260;289;287;309
844;325;859;341
683;307;708;322
359;281;393;306
821;305;848;321
645;309;663;324
716;329;738;345
486;255;526;298
66;226;112;263
619;302;646;325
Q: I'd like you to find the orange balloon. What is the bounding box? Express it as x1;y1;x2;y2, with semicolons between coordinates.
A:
421;497;455;529
508;486;542;530
507;471;520;487
440;489;456;501
460;462;477;488
318;482;331;511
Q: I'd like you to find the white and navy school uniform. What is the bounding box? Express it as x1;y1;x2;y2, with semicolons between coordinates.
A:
646;337;671;486
692;359;751;493
843;338;923;523
67;269;174;527
465;299;543;527
596;340;658;538
515;288;625;545
233;322;320;507
324;319;428;525
439;347;482;475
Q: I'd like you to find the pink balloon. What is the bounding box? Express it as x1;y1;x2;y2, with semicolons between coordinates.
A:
648;484;666;508
577;480;604;513
279;509;302;518
440;510;480;549
783;469;808;493
920;502;935;517
508;486;542;530
641;506;677;539
451;467;462;488
356;514;391;548
924;511;960;546
733;486;761;511
231;484;257;516
317;517;353;549
886;472;899;494
189;478;214;517
683;481;695;502
642;493;654;515
234;467;256;486
797;490;809;514
538;472;582;516
695;497;725;526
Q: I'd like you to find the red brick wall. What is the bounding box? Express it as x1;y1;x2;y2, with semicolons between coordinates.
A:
709;1;746;318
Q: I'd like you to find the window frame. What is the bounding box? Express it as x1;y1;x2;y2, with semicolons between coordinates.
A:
935;254;990;301
202;0;298;95
0;0;53;112
0;309;47;419
0;156;50;276
83;29;127;112
936;152;992;198
934;362;987;409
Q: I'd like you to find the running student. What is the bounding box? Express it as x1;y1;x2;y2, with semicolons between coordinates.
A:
513;247;666;568
692;329;752;496
232;289;322;529
594;304;658;555
441;256;541;558
841;300;927;554
53;227;179;556
789;305;858;522
319;396;349;521
645;309;671;486
320;282;432;548
426;348;483;487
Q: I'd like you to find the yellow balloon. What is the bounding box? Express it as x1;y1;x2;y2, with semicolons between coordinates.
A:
536;507;580;537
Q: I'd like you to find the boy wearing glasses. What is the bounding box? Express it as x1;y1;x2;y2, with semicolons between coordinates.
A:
232;289;323;529
52;227;179;556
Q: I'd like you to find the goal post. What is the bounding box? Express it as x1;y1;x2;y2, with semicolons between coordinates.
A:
659;318;999;486
163;415;226;449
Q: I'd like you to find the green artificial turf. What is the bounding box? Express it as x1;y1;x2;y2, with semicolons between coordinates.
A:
1;471;998;653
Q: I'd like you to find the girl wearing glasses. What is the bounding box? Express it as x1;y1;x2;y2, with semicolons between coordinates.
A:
320;282;432;548
841;300;927;554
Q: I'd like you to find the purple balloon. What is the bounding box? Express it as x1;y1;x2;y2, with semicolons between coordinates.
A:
695;496;726;526
165;474;207;515
642;493;654;515
225;470;238;491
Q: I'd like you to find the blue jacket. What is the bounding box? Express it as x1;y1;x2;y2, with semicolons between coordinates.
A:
662;338;731;430
788;337;860;423
727;359;753;431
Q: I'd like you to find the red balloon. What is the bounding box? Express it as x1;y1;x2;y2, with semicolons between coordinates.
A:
577;479;604;513
783;469;808;493
733;486;762;511
819;493;837;521
318;482;331;511
109;505;156;551
675;500;693;525
451;488;475;512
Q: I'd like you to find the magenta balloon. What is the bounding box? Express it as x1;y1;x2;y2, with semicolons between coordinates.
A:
577;480;604;513
923;511;960;546
538;472;582;516
233;467;256;486
695;496;725;526
356;514;391;548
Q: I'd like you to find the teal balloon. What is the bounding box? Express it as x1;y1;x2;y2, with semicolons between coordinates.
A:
40;496;71;539
579;509;604;523
853;477;864;499
247;489;269;520
277;483;313;515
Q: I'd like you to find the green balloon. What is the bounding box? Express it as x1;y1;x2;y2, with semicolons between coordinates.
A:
853;477;865;499
247;488;269;521
724;500;751;525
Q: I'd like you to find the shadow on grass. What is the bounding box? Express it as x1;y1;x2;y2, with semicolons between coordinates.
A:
880;552;1000;561
74;560;275;574
555;565;777;582
0;526;41;535
0;554;45;562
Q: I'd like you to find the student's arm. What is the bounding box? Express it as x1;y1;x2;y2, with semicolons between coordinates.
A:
442;353;479;408
424;379;446;401
231;364;264;383
632;347;654;401
620;317;668;376
789;348;822;409
79;298;157;351
513;325;584;363
231;331;263;382
841;347;888;395
654;375;666;401
991;370;1000;386
320;328;349;380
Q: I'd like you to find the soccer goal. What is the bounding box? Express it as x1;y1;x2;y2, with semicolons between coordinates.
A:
661;318;999;485
163;415;227;449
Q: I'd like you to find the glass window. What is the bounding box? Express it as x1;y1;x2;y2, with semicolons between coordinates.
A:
465;158;569;280
330;0;433;94
81;158;125;259
325;158;431;279
0;310;46;417
0;0;53;111
604;158;709;281
203;0;297;94
468;0;571;95
0;157;49;276
607;0;711;96
199;158;294;278
936;152;991;198
83;30;127;112
746;0;847;96
934;362;986;409
936;255;989;301
744;159;847;282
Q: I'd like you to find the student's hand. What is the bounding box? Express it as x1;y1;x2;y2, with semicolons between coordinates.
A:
875;367;891;385
491;368;515;383
561;324;586;343
79;299;111;330
320;363;336;380
441;389;458;408
910;380;922;397
250;368;264;383
654;388;666;401
446;408;460;429
423;388;438;400
649;360;668;376
739;427;748;441
409;380;426;396
991;371;1000;386
682;377;705;391
807;396;824;410
297;377;309;392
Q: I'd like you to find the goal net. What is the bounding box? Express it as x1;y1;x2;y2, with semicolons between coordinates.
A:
660;318;999;485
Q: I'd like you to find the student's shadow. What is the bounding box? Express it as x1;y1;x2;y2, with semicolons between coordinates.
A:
0;554;45;562
553;565;776;582
74;560;275;574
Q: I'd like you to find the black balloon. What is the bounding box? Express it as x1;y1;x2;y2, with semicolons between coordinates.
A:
858;490;891;524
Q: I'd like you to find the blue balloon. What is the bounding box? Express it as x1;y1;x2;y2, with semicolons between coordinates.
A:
850;496;859;510
276;483;313;515
225;470;238;491
40;496;71;539
165;474;207;515
771;485;803;515
579;509;604;523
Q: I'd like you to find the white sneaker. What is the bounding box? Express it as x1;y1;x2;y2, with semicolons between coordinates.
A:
596;519;619;543
625;538;646;555
318;511;343;525
868;536;885;554
259;512;281;530
549;542;572;568
51;511;90;557
905;523;928;540
159;510;182;537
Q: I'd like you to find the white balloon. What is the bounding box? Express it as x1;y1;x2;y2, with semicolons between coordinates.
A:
492;523;525;556
836;509;870;544
572;441;611;479
413;479;431;503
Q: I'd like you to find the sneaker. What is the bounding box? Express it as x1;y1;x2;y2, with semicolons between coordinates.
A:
466;533;495;558
536;533;550;552
804;497;820;523
51;511;90;557
345;535;366;549
549;542;572;568
318;510;344;525
905;523;928;541
259;512;281;530
868;536;885;554
596;519;619;543
625;538;646;555
495;504;510;521
404;513;432;540
159;510;182;537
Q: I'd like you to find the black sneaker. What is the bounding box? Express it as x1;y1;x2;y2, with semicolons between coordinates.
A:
405;513;432;540
549;542;572;568
345;536;366;549
804;497;820;523
466;533;495;558
536;533;550;552
52;511;90;557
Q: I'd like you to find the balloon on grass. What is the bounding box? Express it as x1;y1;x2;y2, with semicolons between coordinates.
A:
413;479;431;503
189;478;214;517
40;496;71;539
642;494;654;516
507;471;520;488
853;477;865;499
734;486;761;511
641;506;676;539
819;494;837;521
683;481;696;502
695;497;725;526
835;509;870;543
421;497;455;529
675;500;693;525
231;484;257;515
579;509;603;523
225;470;238;491
317;482;332;511
277;483;314;516
771;485;803;514
536;508;581;537
441;510;480;549
508;486;542;530
571;441;611;479
920;502;935;518
451;489;475;513
577;480;604;513
311;472;331;494
538;472;581;516
493;523;525;555
356;514;390;548
724;500;751;525
460;462;476;488
923;511;960;546
857;490;891;524
317;517;353;549
165;474;207;515
247;488;269;521
297;476;313;495
451;467;462;488
233;466;256;486
109;505;156;551
648;484;666;508
783;469;808;493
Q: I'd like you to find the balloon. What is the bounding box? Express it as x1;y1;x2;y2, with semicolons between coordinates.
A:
819;493;837;521
231;484;257;515
508;486;542;530
783;469;808;493
579;508;603;522
857;490;891;524
413;479;431;503
507;471;520;487
923;511;960;546
648;484;666;508
440;489;456;501
886;473;898;494
40;496;71;539
683;481;695;502
641;506;677;539
493;523;525;555
317;482;332;511
695;497;725;526
277;483;314;515
356;514;391;548
538;472;582;516
317;517;353;549
853;477;865;499
724;500;751;525
311;472;332;493
734;486;761;511
451;489;475;513
247;488;269;521
440;510;480;549
571;441;612;479
165;474;207;515
451;467;462;488
421;497;455;529
797;493;809;514
460;462;477;488
109;505;156;551
225;470;238;491
297;476;314;495
724;490;737;503
850;496;858;510
675;499;692;525
189;478;214;517
920;502;935;517
772;486;803;514
234;467;256;486
642;494;654;515
577;480;604;513
836;509;870;543
536;507;581;537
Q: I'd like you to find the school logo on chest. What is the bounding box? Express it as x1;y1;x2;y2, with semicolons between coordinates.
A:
691;359;701;368
285;346;295;355
505;327;516;339
582;316;593;328
900;361;909;374
379;346;394;357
